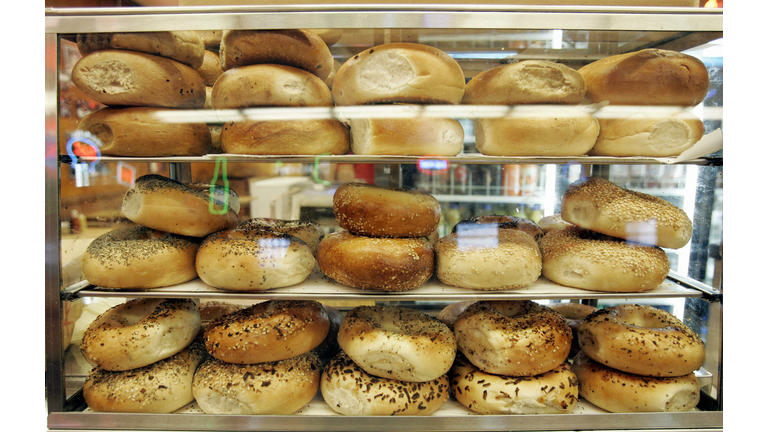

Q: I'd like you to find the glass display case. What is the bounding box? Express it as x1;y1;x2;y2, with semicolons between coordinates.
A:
45;4;723;431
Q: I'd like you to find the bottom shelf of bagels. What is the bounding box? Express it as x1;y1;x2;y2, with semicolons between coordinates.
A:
64;297;715;416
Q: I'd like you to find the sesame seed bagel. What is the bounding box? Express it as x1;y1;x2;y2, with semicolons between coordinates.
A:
450;354;579;415
237;217;325;254
81;298;201;372
537;213;573;233
561;176;692;249
321;351;450;415
195;224;315;292
317;230;434;292
338;305;457;382
333;182;441;238
435;228;542;290
203;300;330;365
540;226;670;293
451;215;544;242
122;174;240;238
81;226;200;289
84;341;208;413
192;351;322;415
453;300;572;377
572;351;700;413
578;304;705;377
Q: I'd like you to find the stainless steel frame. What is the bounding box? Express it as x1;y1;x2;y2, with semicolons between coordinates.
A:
45;5;723;431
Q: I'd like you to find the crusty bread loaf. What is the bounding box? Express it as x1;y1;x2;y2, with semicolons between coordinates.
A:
579;48;710;106
463;60;586;105
220;119;350;155
211;64;333;109
349;116;464;156
220;29;334;81
474;107;599;156
77;31;206;69
590;110;705;157
77;107;211;157
196;50;224;86
71;50;206;109
332;43;466;105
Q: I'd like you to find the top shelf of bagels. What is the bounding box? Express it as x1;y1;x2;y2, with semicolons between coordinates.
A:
48;5;723;165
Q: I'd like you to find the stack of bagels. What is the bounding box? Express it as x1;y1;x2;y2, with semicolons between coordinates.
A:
213;29;349;156
573;304;705;412
540;176;692;293
71;31;212;157
317;182;440;292
81;298;206;413
332;42;466;156
321;304;455;415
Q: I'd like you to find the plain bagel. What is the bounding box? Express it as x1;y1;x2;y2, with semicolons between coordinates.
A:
317;230;434;292
81;226;200;289
321;351;450;416
561;176;693;249
84;341;208;413
348;116;464;156
337;305;457;382
573;351;700;412
203;300;330;364
122;174;240;238
77;31;206;69
220;119;349;156
333;182;441;238
192;351;322;415
450;355;579;415
578;304;706;377
453;300;572;376
80;298;201;371
540;226;670;292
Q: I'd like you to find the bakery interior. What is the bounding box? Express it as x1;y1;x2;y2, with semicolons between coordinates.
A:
44;1;731;431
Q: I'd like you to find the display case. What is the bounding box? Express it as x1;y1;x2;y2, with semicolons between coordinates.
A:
45;4;723;431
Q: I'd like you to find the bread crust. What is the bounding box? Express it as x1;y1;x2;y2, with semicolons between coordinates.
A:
77;31;206;69
349;117;464;156
590;111;705;157
220;119;349;155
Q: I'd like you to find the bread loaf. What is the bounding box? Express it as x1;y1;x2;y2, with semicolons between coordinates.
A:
474;107;599;156
77;31;205;69
211;64;333;109
349;116;464;156
579;49;710;106
463;60;586;105
590;110;705;157
220;29;334;81
332;43;465;105
77;107;211;157
71;50;206;109
220;119;350;155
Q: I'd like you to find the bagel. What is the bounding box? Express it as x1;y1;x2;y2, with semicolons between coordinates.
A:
434;228;542;290
436;300;475;330
450;355;579;414
451;215;544;243
573;351;700;412
540;226;671;292
561;176;693;249
81;226;199;289
337;305;457;382
196;50;224;86
77;31;205;69
578;304;706;377
453;300;572;376
122;174;239;238
211;64;333;109
321;351;450;416
84;341;208;413
192;351;322;415
195;225;315;291
348;116;464;156
549;302;598;357
463;60;586;105
578;48;710;106
237;218;325;254
317;230;434;292
80;298;201;371
332;42;465;105
220;119;349;156
196;301;244;339
220;29;334;81
537;214;573;233
203;300;330;364
333;182;441;238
